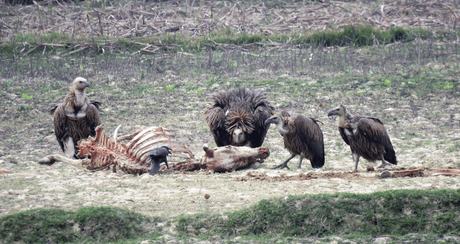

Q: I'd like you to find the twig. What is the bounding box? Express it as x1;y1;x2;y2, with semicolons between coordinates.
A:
21;44;42;57
61;46;87;57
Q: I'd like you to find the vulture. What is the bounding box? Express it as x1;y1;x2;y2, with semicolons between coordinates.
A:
265;111;325;169
203;87;275;148
149;146;172;175
50;77;101;158
327;105;397;170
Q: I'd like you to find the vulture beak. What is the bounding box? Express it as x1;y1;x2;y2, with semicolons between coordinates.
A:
264;118;275;126
327;109;339;117
85;82;91;88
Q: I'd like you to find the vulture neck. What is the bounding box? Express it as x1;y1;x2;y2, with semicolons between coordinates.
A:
276;120;290;135
73;89;86;107
337;114;347;128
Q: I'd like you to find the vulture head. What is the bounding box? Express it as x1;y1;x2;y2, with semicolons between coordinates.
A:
327;105;348;127
226;109;255;145
149;146;172;175
327;104;346;117
264;113;290;135
72;77;91;91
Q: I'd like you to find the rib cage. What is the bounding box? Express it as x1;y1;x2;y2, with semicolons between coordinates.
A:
77;126;194;174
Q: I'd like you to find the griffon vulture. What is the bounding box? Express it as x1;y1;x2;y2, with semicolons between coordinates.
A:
327;105;397;170
50;77;101;158
265;111;325;169
204;88;275;148
149;146;172;175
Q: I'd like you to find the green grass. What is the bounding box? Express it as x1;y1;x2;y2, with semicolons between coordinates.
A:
2;26;457;58
0;207;156;243
2;190;460;243
177;189;460;238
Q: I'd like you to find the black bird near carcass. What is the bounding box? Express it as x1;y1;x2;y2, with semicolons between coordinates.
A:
149;146;173;175
265;111;325;170
203;87;275;148
327;105;397;171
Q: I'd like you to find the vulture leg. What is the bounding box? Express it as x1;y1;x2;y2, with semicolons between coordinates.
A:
377;153;392;169
273;154;297;170
297;156;304;169
352;153;360;171
164;158;170;169
64;137;76;158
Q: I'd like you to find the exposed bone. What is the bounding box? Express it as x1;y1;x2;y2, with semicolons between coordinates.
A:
38;154;88;168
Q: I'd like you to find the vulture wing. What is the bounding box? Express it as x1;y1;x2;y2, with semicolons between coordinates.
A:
250;102;274;147
357;117;397;164
86;102;102;136
296;115;325;168
204;95;232;147
53;105;67;153
338;127;350;145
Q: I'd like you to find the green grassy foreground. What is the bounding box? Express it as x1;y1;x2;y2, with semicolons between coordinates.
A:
1;189;460;243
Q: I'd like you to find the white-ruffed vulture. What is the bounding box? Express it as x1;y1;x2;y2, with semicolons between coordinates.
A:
264;111;325;169
203;87;275;148
50;77;101;158
327;105;397;170
149;146;172;175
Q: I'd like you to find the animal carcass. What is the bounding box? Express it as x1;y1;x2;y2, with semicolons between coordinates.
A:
39;125;194;174
39;126;270;174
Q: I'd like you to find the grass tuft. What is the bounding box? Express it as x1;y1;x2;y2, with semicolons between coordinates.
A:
177;189;460;237
0;207;155;243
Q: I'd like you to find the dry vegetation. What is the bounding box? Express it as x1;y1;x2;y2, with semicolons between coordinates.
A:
1;0;460;242
2;0;460;38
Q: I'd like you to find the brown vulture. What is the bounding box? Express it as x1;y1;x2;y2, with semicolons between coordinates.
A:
203;87;275;148
265;111;325;169
327;105;397;170
50;77;101;158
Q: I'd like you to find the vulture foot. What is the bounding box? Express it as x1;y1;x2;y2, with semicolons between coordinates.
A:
272;163;290;170
377;162;393;169
272;154;296;170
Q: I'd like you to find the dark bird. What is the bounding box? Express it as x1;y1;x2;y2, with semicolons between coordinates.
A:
327;105;397;171
204;88;275;148
149;146;172;175
50;77;101;158
265;111;325;170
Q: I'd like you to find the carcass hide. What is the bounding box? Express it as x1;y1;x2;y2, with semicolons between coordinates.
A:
202;144;270;173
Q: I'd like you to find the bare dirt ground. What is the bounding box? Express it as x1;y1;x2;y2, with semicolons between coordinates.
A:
1;1;460;240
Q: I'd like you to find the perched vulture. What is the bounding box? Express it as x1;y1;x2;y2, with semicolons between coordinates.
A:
203;88;275;148
327;105;397;170
265;111;325;169
50;77;101;158
149;146;172;175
